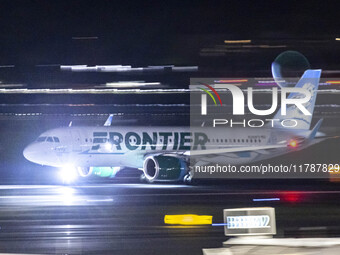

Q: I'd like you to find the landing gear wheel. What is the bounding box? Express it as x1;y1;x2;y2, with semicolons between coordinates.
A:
139;173;154;184
183;173;193;185
184;171;200;185
139;173;147;183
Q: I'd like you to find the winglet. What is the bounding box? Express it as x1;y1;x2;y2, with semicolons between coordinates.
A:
104;114;114;126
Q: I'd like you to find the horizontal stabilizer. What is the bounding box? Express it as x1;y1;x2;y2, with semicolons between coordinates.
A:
308;119;323;140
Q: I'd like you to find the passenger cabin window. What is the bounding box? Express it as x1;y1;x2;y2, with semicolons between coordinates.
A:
46;137;53;142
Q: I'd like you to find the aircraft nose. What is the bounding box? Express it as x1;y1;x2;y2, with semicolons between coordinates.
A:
23;143;61;166
23;144;36;162
23;143;45;164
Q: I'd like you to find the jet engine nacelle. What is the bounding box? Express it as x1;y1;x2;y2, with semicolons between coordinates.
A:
78;167;93;177
143;156;187;182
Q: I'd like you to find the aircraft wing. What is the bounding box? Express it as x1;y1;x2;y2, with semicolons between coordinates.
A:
314;135;340;140
183;144;287;156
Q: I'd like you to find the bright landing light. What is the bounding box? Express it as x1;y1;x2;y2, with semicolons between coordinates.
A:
59;165;78;183
103;142;113;151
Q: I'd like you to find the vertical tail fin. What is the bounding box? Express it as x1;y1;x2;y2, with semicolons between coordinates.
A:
104;114;114;126
272;69;321;130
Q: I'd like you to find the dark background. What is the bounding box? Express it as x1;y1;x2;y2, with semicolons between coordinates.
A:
0;0;340;76
0;2;340;255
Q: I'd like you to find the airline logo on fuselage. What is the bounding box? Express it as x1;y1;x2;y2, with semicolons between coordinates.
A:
92;131;208;151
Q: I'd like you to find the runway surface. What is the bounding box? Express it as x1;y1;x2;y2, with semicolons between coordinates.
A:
0;182;339;254
0;93;340;254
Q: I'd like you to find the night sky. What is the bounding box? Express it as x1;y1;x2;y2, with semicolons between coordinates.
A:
0;1;340;68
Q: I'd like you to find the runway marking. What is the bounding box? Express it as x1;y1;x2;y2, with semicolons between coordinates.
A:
104;190;340;197
0;185;60;189
0;185;340;198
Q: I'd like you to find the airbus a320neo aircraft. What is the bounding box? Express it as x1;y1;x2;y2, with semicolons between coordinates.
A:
23;64;326;183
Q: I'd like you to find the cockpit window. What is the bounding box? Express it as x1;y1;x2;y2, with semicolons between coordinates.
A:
36;136;46;142
46;137;53;142
53;137;60;143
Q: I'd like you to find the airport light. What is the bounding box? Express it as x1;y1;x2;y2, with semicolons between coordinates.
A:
288;139;298;148
281;192;303;203
326;80;340;84
164;214;213;225
224;40;251;44
214;79;248;83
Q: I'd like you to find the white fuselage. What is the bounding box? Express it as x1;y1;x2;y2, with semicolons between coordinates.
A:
23;126;320;169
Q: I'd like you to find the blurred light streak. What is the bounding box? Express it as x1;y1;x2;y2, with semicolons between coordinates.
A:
329;165;340;182
322;70;340;74
57;187;76;205
172;66;198;71
0;65;15;68
258;45;287;48
0;83;25;88
281;192;303;203
211;223;228;226
326;81;340;84
60;65;197;72
224;40;251;43
256;82;278;86
257;80;284;83
104;81;161;87
253;198;280;202
86;198;114;202
214;79;248;83
1;88;340;95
